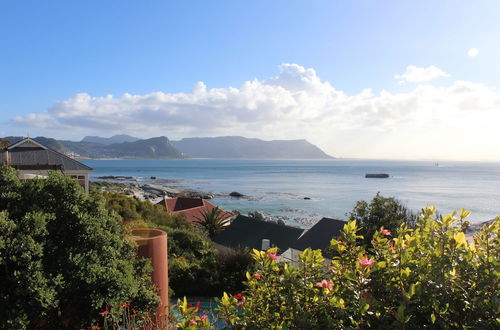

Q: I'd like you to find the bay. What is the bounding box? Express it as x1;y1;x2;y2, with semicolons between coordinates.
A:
81;159;500;228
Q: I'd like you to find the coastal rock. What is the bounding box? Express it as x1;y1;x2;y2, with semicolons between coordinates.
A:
249;211;265;220
229;191;244;198
202;194;214;199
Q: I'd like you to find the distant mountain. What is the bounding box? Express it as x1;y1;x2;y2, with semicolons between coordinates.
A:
81;134;140;145
171;136;334;159
4;136;186;159
2;135;333;159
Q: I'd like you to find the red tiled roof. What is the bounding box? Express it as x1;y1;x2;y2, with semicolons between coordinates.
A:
157;197;232;224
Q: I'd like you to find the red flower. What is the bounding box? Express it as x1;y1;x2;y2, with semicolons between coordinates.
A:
267;251;277;260
235;293;243;300
361;291;372;299
380;228;391;236
189;319;197;325
357;254;375;268
315;279;333;291
98;306;109;316
253;273;261;280
200;315;208;322
388;241;396;253
195;300;201;309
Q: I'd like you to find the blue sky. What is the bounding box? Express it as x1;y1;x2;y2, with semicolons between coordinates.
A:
1;1;500;160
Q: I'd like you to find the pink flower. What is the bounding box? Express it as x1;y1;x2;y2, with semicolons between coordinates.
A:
236;301;245;306
315;279;333;291
357;254;375;268
98;306;109;316
380;228;391;236
189;319;197;325
200;315;208;322
253;273;261;280
388;241;396;252
267;252;277;260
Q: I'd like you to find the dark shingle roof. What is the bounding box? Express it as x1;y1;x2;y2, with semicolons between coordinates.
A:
0;138;92;172
291;217;346;252
213;215;304;252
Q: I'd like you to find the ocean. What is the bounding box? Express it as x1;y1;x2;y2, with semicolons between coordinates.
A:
81;159;500;228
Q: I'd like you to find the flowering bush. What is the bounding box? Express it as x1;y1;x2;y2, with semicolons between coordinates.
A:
178;207;499;329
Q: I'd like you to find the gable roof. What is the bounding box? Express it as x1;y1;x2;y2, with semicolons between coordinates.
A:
0;138;93;172
291;217;346;252
157;197;232;224
213;215;305;252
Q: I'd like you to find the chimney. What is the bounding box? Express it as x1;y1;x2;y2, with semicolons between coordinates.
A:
261;239;270;251
2;150;9;165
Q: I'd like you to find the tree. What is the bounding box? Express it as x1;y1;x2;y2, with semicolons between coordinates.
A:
348;192;417;247
195;207;230;239
0;138;11;149
0;165;159;329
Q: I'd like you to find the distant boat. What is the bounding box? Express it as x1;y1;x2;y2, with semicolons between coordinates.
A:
365;173;389;178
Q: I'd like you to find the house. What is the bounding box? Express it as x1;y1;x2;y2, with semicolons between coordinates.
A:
213;215;305;252
156;196;233;224
280;217;346;264
0;137;93;194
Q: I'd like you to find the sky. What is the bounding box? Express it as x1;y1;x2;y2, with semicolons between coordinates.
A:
1;0;500;160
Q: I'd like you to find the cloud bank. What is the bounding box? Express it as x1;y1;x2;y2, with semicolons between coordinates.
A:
11;64;500;160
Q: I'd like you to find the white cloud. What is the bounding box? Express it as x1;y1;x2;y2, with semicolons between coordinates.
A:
10;63;500;160
395;65;450;84
467;48;479;57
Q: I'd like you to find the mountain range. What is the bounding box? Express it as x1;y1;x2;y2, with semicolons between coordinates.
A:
2;135;333;159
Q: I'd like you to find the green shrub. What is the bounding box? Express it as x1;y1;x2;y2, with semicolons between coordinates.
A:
178;207;499;329
97;192;189;229
348;192;418;247
0;165;159;329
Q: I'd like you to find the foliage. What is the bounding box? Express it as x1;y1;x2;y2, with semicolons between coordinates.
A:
348;192;418;247
96;191;189;229
178;208;499;329
0;165;159;329
0;138;12;149
176;297;213;329
162;226;255;298
195;207;230;238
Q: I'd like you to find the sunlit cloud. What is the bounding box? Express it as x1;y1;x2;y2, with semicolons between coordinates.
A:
394;65;450;84
10;63;500;160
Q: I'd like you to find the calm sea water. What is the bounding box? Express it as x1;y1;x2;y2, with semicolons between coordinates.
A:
81;159;500;227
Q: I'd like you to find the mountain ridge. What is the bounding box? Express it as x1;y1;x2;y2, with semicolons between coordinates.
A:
2;135;334;159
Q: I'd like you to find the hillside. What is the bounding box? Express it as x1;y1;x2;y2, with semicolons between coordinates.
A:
4;136;186;159
81;134;140;145
171;136;333;159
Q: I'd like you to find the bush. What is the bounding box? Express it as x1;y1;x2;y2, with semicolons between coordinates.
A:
348;192;418;247
0;166;159;329
179;208;499;329
97;192;189;229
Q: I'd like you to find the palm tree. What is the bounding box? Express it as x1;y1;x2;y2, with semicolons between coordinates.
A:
195;207;230;238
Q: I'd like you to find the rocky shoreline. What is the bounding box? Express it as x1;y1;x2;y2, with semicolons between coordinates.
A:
91;177;497;232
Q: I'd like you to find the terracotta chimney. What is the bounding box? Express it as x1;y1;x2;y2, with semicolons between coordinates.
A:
131;228;169;325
